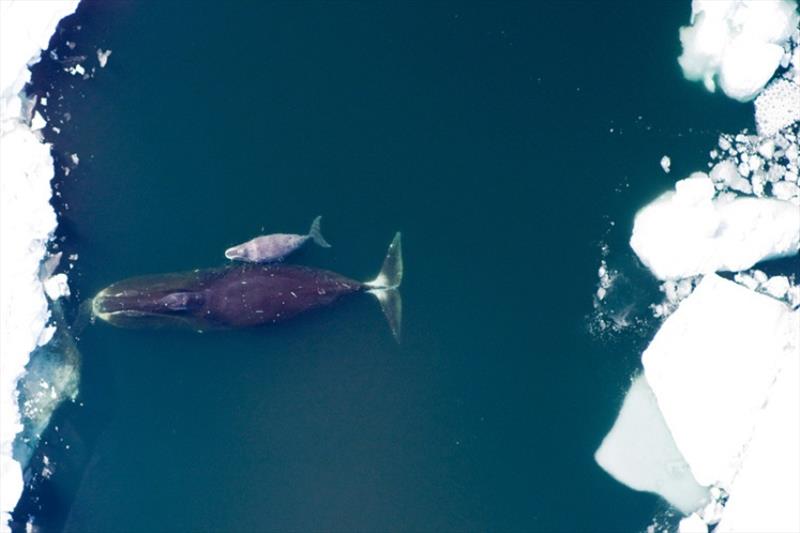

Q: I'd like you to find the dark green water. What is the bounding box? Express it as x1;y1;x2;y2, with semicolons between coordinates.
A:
19;1;753;531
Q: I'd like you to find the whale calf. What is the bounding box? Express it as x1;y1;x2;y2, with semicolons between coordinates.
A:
225;215;331;263
93;233;402;340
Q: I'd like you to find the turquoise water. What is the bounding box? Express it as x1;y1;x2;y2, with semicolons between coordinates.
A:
17;1;754;531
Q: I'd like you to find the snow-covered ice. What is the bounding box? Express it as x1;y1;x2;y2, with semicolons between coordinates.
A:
642;274;799;490
630;174;800;280
43;273;70;301
594;375;709;514
677;0;799;101
0;1;80;530
715;350;799;532
678;513;708;533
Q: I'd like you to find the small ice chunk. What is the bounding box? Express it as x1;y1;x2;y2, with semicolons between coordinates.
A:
753;269;768;284
97;48;112;67
710;159;753;194
709;160;737;183
757;140;775;160
30;111;46;131
772;181;800;201
70;153;79;166
762;275;790;299
74;64;85;76
660;155;671;173
43;273;70;300
594;375;709;515
40;97;48;106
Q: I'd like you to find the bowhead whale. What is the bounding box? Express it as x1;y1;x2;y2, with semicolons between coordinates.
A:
225;215;331;263
92;233;402;340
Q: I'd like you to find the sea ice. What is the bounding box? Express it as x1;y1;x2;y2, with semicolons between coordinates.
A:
660;155;671;173
97;48;112;68
642;274;799;489
594;375;709;515
43;273;70;300
678;513;708;533
714;351;800;533
0;1;80;530
630;174;800;280
677;0;799;101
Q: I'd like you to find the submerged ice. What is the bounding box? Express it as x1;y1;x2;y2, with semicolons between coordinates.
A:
594;375;709;514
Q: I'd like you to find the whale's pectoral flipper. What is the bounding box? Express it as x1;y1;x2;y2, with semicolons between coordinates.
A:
365;232;403;342
308;215;331;248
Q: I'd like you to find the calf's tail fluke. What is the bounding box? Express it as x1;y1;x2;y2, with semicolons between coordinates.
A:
365;232;403;342
309;215;331;248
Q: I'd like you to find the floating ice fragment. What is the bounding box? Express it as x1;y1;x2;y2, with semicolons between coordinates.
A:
630;175;800;279
677;0;800;101
757;140;775;159
96;48;112;67
762;274;790;298
595;375;709;515
709;160;752;193
43;273;70;300
660;155;671;173
30;111;46;131
772;180;800;201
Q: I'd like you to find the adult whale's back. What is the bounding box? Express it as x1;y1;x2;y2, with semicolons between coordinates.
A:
92;233;403;339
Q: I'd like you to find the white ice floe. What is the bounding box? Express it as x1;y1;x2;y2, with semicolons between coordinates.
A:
0;1;80;530
630;174;800;280
595;375;709;514
642;274;799;491
43;273;70;301
97;48;112;68
677;0;799;101
660;155;671;173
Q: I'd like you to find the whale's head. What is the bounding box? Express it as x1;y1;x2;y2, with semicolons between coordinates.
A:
225;243;249;261
91;271;211;329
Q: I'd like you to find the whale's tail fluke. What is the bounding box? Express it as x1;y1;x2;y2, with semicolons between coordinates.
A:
365;232;403;342
309;215;331;248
